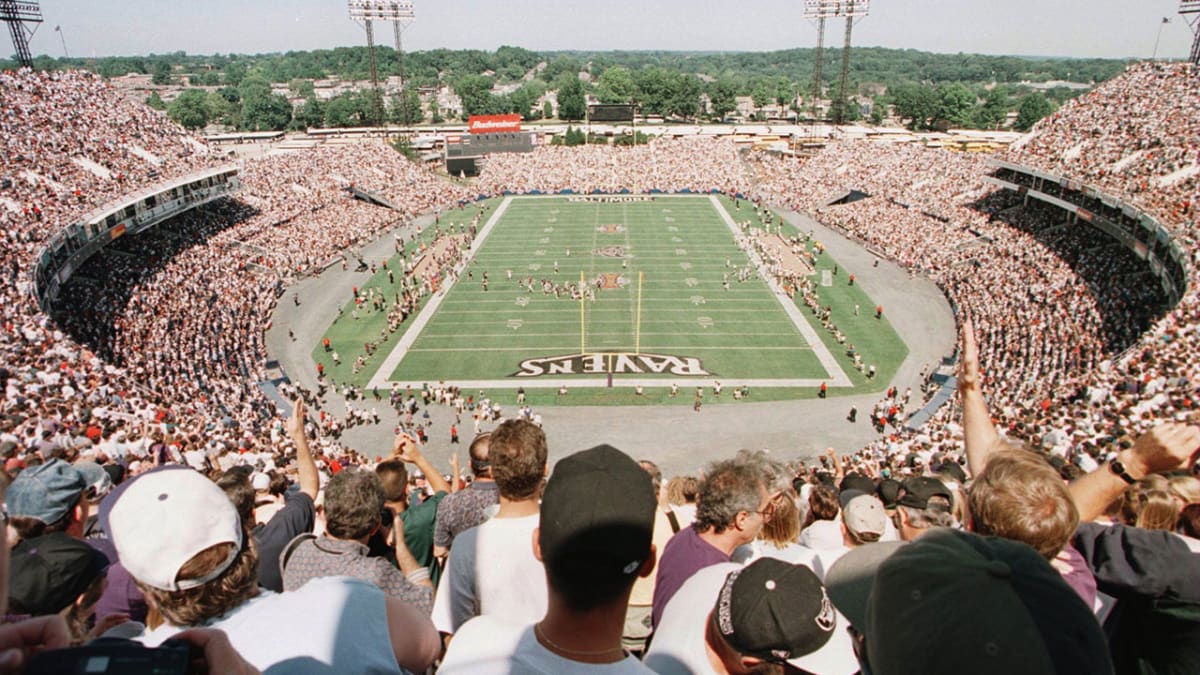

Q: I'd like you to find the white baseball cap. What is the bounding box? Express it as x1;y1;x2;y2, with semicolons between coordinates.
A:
105;467;242;591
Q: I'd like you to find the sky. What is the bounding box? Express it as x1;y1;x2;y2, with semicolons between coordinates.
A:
21;0;1196;61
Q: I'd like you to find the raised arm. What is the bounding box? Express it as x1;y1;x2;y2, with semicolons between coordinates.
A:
958;319;1001;477
826;448;844;485
1068;423;1200;523
448;453;461;494
287;398;319;500
393;433;451;496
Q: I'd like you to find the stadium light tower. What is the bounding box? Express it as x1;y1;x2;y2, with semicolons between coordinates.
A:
0;0;42;69
390;1;416;125
803;1;832;120
804;1;870;124
349;0;410;126
836;0;870;125
1182;1;1200;66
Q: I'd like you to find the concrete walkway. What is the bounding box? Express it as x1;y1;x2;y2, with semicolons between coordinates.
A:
265;202;957;477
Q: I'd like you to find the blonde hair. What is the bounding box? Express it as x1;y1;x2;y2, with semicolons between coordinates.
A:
1168;476;1200;506
1119;477;1182;531
759;491;800;547
666;475;699;506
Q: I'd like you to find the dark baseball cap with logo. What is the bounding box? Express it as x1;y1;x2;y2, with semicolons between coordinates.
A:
714;558;836;663
896;476;952;510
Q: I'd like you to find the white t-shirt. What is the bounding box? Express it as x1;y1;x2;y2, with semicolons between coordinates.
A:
140;576;403;674
440;615;654;675
645;563;860;675
432;513;547;634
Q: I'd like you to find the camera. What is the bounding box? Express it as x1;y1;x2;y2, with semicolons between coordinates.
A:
25;638;194;675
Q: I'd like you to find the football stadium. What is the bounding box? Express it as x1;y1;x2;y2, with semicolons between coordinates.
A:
1;0;1199;671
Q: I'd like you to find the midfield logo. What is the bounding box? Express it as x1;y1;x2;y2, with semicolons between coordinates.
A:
595;273;630;289
512;352;712;377
596;224;626;234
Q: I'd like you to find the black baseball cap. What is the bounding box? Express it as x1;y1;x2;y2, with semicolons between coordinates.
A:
9;533;109;616
539;444;656;581
897;476;952;510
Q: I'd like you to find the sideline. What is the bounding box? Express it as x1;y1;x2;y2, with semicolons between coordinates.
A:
367;196;514;389
709;195;851;387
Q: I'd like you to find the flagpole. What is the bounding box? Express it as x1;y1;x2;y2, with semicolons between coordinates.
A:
55;26;69;58
1153;17;1169;60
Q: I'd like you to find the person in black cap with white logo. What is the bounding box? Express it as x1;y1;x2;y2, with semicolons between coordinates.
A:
646;557;859;674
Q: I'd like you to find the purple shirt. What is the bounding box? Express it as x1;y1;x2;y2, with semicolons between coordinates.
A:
1059;543;1098;609
95;561;148;624
651;525;729;628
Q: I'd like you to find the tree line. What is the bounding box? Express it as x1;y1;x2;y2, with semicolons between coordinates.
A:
5;45;1134;132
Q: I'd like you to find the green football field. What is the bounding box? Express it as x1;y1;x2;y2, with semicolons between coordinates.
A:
315;195;908;405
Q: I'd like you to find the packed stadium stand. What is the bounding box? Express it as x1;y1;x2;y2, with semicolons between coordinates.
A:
2;60;1199;673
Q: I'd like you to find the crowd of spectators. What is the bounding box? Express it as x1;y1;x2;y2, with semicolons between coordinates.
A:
474;138;751;196
1008;61;1198;234
750;124;1191;480
0;60;1199;672
1;68;475;466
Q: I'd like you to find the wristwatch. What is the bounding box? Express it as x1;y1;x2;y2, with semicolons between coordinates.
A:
1108;459;1137;485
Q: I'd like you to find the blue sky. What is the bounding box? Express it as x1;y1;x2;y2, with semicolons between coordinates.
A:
24;0;1195;60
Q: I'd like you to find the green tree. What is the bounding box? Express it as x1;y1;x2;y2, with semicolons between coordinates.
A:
543;99;554;120
708;78;739;120
869;95;887;124
289;79;316;99
238;74;272;102
150;60;174;85
205;90;238;127
295;96;325;129
167;89;209;129
973;87;1009;129
223;61;247;87
455;74;503;117
665;73;702;119
324;92;359;127
390;136;418;161
596;66;636;103
391;88;423;125
145;91;166;111
542;55;581;84
632;68;668;115
557;77;586;121
241;92;293;130
936;83;976;128
750;80;774;116
1015;92;1054;131
891;83;939;130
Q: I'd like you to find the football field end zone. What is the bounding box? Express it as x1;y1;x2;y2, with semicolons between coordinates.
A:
368;194;852;391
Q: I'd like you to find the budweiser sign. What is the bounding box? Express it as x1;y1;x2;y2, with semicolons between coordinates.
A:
512;352;712;377
467;114;522;133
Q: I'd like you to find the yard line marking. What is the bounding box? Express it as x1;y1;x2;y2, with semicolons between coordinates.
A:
368;196;514;389
709;195;852;386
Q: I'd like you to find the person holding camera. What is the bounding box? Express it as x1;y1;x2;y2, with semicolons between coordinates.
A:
280;439;436;615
